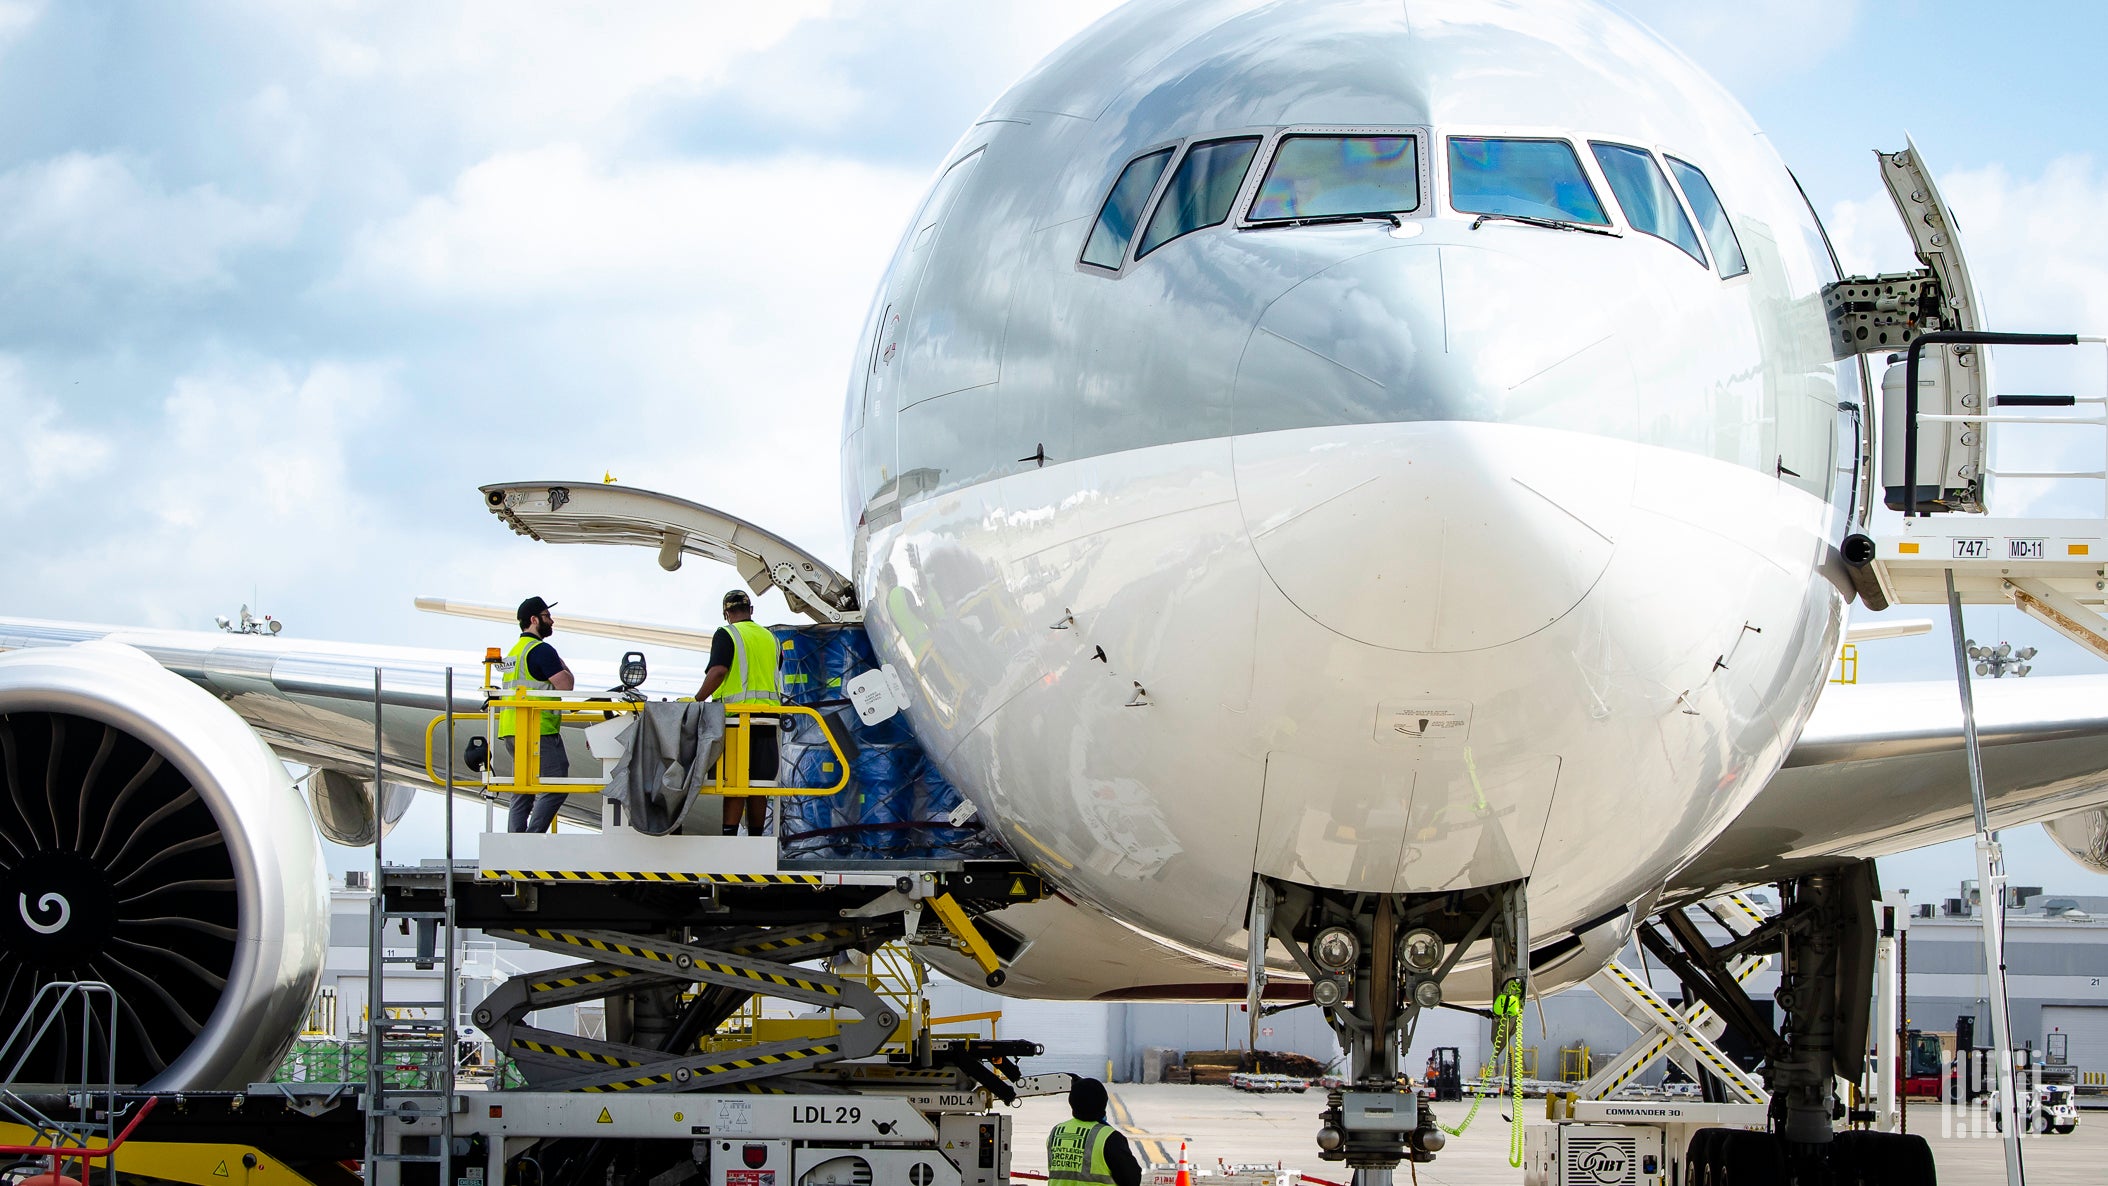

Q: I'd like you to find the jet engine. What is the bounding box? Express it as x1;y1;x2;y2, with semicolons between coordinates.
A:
0;642;326;1089
2045;806;2108;875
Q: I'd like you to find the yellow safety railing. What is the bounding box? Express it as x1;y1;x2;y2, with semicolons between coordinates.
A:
422;695;851;800
1832;642;1859;684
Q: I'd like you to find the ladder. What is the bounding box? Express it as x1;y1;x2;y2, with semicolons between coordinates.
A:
364;668;461;1186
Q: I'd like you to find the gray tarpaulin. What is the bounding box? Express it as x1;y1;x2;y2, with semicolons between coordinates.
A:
605;701;725;836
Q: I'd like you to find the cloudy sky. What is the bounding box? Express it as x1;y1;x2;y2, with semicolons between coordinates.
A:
3;0;2106;895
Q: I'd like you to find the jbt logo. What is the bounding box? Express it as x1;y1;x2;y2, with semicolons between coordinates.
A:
1575;1141;1631;1184
18;891;71;935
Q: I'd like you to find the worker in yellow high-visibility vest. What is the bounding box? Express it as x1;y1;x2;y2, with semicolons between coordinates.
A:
1046;1078;1140;1186
693;588;781;836
498;595;574;833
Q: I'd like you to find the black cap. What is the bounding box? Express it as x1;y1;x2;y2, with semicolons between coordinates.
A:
1068;1076;1108;1120
517;596;556;626
722;589;752;610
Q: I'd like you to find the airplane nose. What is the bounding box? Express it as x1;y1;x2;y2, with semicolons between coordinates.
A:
1229;243;1637;653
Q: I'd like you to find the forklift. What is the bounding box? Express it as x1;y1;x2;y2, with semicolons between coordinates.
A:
1423;1047;1463;1102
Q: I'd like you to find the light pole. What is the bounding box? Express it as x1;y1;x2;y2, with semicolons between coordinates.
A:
1966;640;2037;678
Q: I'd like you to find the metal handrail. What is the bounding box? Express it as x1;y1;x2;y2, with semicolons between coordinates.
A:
1900;330;2085;517
0;981;121;1151
0;1094;160;1186
422;695;851;798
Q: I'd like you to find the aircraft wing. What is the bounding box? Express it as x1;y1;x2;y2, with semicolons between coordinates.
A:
1671;673;2108;893
0;617;704;830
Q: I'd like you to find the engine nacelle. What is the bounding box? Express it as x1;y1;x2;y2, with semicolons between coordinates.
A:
2045;806;2108;875
0;642;326;1089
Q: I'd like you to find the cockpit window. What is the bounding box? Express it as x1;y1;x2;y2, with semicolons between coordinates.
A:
1081;147;1175;270
1664;156;1748;278
1447;137;1609;225
1589;143;1706;266
1137;136;1261;258
1249;134;1420;221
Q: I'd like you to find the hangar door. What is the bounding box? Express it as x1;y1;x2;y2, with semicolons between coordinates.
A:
2042;1006;2108;1079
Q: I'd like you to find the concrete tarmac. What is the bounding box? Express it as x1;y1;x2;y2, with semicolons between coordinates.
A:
1006;1084;2106;1183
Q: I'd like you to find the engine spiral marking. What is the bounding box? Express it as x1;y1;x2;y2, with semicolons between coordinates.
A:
19;891;71;934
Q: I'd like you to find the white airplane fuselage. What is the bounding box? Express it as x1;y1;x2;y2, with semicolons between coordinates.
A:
842;0;1863;974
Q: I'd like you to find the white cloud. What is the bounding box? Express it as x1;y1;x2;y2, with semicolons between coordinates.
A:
0;356;111;496
0;152;296;291
267;1;834;146
333;145;922;309
0;356;404;635
0;1;42;49
708;1;1128;133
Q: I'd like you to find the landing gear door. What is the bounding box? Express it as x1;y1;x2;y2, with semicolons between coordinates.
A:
482;481;861;623
1878;136;1990;509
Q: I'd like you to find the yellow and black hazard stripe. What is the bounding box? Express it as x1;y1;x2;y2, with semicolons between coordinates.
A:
853;1068;961;1083
511;1038;642;1069
729;928;848;956
509;928;678;965
1601;963;1762;1097
480;868;824;885
692;956;839;997
1596;955;1766;1095
505;928;844;998
580;1044;841;1094
530;966;638;993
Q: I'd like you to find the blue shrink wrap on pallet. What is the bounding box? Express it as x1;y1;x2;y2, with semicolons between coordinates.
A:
765;622;1004;862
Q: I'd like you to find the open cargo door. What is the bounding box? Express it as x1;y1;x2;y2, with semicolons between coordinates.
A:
481;481;860;623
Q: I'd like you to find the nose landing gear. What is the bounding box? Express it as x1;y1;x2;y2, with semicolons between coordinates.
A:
1257;877;1530;1185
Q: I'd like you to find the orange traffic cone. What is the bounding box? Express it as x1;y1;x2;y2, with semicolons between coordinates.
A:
1174;1140;1192;1186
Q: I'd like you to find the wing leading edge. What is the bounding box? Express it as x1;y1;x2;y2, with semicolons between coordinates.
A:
1673;673;2108;893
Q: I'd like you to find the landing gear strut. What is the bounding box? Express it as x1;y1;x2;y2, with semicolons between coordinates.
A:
1257;877;1528;1184
1639;860;1935;1184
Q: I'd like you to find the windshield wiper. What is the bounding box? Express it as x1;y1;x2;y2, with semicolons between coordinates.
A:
1469;212;1619;237
1250;212;1403;230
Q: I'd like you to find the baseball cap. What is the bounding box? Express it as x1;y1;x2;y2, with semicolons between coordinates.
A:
517;596;557;623
722;589;753;610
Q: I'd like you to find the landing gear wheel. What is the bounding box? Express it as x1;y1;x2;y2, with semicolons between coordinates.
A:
1828;1131;1934;1186
1880;1132;1936;1185
1685;1128;1728;1185
1714;1130;1784;1185
1828;1130;1873;1186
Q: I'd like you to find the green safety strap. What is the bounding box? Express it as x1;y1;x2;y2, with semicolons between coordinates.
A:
1493;979;1525;1167
1438;977;1527;1153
